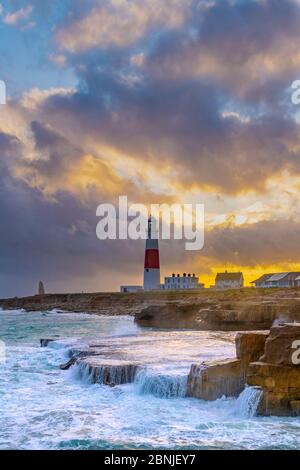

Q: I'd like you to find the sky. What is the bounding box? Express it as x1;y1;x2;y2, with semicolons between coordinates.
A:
1;0;300;297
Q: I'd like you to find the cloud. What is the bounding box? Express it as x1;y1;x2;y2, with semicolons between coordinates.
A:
0;127;147;297
30;63;300;195
54;0;300;106
2;0;300;295
3;5;33;26
202;218;300;266
49;54;67;67
2;89;178;205
28;0;299;195
56;0;191;52
143;0;300;105
7;1;300;199
1;115;300;296
20;87;75;110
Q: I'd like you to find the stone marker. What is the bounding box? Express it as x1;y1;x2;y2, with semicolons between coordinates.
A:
38;281;45;296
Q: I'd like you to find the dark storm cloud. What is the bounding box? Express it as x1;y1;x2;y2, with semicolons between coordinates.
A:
158;217;300;272
146;0;300;104
0;128;146;297
157;217;300;270
38;67;300;194
0;148;145;297
30;0;300;194
27;120;83;178
0;131;21;162
203;219;300;266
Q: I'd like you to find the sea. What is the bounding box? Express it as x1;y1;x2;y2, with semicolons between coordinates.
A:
0;309;299;450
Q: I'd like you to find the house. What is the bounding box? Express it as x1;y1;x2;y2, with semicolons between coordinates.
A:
163;273;204;290
215;271;244;289
250;273;274;288
251;272;300;288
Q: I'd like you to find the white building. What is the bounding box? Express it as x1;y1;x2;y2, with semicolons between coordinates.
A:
163;273;204;290
215;271;244;289
120;286;143;293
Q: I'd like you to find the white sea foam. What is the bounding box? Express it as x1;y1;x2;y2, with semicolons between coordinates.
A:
134;369;187;398
234;386;263;418
0;311;299;450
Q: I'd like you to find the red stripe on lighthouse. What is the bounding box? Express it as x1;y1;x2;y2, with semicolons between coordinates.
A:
144;249;160;269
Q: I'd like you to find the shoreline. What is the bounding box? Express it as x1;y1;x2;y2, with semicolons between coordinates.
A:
2;288;300;331
41;321;300;417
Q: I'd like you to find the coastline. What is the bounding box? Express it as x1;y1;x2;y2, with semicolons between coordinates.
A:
2;288;300;331
2;311;299;449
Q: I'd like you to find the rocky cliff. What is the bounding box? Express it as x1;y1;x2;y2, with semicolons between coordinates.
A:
2;289;300;331
0;292;169;315
247;323;300;416
187;332;268;400
134;290;300;330
187;323;300;416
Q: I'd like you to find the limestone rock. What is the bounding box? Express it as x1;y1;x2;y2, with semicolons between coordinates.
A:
187;359;244;400
187;331;269;401
59;357;76;370
246;323;300;416
77;357;141;385
235;331;269;368
247;361;300;416
247;362;300;391
134;300;298;330
290;400;300;417
260;323;300;367
135;304;201;329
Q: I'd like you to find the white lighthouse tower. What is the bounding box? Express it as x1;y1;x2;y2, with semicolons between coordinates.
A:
143;216;161;290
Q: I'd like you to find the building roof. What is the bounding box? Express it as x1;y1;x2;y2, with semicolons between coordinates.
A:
215;272;243;282
267;272;290;282
250;274;273;284
266;272;300;283
282;272;300;280
251;272;300;284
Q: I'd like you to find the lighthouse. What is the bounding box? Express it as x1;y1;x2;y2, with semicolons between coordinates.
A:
143;216;161;290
